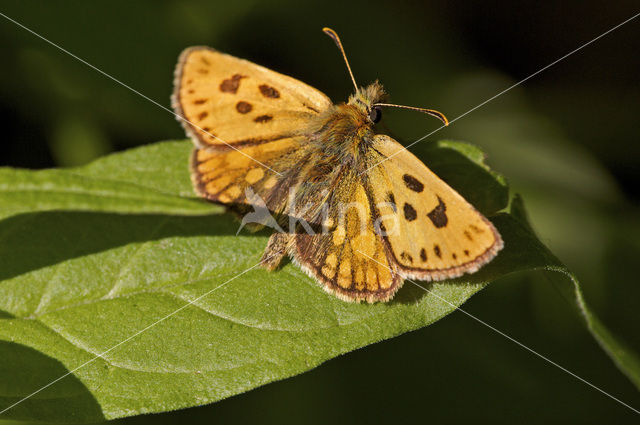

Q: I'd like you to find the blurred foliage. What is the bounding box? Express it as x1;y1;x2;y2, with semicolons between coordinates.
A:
0;0;639;423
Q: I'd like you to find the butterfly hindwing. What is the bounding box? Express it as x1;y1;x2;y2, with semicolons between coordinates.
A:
288;170;403;302
173;47;332;151
190;137;309;208
368;135;503;281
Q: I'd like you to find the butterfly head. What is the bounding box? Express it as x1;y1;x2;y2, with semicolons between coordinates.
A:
348;81;388;125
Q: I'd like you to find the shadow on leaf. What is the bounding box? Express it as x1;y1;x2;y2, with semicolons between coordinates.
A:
0;340;104;423
0;211;242;281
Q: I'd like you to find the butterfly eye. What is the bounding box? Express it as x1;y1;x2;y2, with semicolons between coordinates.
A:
369;106;382;124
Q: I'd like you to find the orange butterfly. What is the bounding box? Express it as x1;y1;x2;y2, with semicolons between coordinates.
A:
172;28;503;302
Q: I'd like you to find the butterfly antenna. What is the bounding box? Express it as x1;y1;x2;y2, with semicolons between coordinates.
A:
323;27;358;92
372;103;450;126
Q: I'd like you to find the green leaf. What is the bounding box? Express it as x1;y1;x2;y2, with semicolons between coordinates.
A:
0;141;221;220
0;140;636;422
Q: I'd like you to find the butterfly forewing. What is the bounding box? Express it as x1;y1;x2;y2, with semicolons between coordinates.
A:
173;47;332;150
369;135;503;281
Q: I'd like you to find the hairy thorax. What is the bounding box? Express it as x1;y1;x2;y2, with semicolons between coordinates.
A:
307;81;387;168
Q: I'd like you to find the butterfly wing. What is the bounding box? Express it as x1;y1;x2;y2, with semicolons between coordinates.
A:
289;169;403;302
173;47;332;151
178;45;335;213
368;135;503;281
190;137;310;208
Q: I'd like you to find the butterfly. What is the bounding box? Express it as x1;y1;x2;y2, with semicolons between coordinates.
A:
171;28;503;303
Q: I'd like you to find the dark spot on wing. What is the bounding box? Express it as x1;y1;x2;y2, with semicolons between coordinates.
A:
259;84;280;98
193;99;207;105
434;244;442;258
420;248;427;262
427;196;448;228
236;101;253;114
303;103;320;113
200;56;211;65
197;111;208;120
254;114;273;123
400;252;413;264
464;249;470;256
452;253;457;260
403;203;417;221
470;224;485;234
464;230;473;241
220;74;246;93
402;174;424;192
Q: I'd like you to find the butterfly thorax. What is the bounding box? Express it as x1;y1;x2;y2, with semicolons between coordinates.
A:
308;82;386;169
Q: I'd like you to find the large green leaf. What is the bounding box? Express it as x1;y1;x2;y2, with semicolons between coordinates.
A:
0;140;636;422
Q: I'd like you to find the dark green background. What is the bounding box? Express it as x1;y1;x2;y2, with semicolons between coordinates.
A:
1;1;639;423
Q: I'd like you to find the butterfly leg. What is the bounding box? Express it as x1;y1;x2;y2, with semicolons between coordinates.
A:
260;232;293;270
